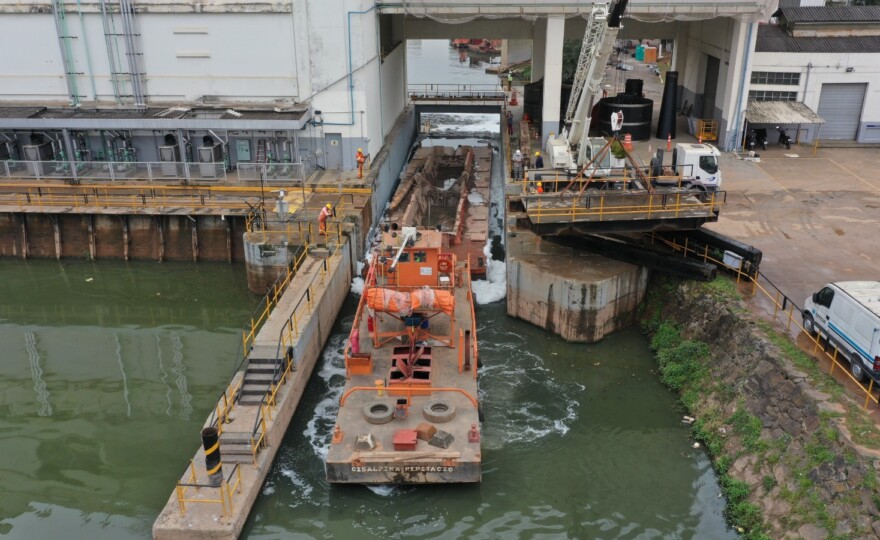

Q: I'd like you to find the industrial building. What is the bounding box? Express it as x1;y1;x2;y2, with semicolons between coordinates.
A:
2;0;873;189
749;2;880;143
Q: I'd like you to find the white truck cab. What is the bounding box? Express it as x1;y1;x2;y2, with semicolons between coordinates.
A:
673;143;722;191
803;281;880;382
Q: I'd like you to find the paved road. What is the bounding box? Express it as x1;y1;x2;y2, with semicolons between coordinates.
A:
709;146;880;311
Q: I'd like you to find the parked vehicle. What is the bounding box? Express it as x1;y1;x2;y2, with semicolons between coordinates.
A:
746;130;756;151
754;128;768;151
777;126;792;149
803;281;880;382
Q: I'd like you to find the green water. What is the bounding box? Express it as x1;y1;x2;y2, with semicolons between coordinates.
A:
0;263;736;539
0;260;259;539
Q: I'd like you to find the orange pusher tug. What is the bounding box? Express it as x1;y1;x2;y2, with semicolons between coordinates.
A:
325;227;482;483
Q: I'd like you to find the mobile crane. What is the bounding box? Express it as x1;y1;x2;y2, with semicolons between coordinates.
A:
543;0;722;192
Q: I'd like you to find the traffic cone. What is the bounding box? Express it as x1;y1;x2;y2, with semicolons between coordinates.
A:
509;90;518;106
666;134;672;151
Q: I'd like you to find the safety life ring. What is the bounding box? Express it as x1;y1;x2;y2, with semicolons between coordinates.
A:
437;258;452;274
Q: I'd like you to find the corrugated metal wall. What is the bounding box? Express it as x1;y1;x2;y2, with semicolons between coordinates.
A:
816;83;866;140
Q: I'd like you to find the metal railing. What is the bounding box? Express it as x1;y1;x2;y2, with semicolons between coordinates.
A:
408;83;506;101
175;460;242;517
1;183;260;212
236;162;311;184
653;233;880;410
521;189;725;223
1;160;227;184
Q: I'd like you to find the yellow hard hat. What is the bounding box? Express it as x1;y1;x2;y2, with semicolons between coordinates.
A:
537;182;542;186
326;203;332;209
535;151;541;156
358;148;363;152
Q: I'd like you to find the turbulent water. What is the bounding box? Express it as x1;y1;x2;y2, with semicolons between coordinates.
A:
242;301;735;539
0;40;736;540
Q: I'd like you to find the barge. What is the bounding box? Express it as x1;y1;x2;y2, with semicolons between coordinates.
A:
325;228;482;483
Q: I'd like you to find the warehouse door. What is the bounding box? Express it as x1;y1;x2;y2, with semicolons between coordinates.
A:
817;83;866;140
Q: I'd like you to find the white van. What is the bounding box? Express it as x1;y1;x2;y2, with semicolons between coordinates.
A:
803;281;880;382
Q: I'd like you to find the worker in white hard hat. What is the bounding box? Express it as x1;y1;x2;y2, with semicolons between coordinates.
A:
534;151;544;169
356;147;366;179
318;202;333;235
512;149;523;181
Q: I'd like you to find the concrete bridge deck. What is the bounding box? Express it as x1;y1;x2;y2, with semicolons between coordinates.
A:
152;240;352;540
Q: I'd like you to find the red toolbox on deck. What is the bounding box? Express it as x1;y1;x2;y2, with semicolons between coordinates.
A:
393;429;418;451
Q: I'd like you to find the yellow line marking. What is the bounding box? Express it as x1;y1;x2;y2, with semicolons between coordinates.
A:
206;462;222;476
827;158;880;193
205;441;220;455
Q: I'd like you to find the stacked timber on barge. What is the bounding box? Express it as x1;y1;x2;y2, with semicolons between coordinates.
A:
387;145;492;277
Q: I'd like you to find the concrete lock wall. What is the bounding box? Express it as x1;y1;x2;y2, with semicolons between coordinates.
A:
0;213;244;262
506;250;649;343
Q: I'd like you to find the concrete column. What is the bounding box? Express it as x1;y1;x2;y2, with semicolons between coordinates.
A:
121;215;130;261
53;217;62;259
531;21;546;83
718;20;757;151
500;39;509;69
87;215;96;260
541;16;565;145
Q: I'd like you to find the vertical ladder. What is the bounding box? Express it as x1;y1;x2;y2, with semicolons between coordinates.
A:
255;139;267;163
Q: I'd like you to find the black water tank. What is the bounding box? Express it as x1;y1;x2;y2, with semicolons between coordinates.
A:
596;93;654;141
624;78;644;97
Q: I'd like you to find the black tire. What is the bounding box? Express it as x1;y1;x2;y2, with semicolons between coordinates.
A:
422;399;456;423
363;400;394;425
803;313;817;336
850;351;867;383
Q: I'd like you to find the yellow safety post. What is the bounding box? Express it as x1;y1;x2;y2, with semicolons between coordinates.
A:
375;379;384;397
864;379;874;409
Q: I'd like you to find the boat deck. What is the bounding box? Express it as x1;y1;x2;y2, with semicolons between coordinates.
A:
326;256;481;483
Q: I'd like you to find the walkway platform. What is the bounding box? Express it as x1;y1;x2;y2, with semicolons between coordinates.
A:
508;188;723;235
152;240;352;540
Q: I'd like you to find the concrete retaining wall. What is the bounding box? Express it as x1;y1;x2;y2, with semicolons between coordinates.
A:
506;236;648;342
0;213;244;262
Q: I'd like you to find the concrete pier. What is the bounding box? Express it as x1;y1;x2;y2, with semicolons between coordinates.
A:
506;231;648;342
152;239;352;540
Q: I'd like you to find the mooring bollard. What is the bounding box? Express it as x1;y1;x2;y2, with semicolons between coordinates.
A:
201;427;223;487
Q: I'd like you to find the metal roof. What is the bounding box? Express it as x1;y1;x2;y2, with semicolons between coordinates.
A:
745;101;824;125
783;6;880;23
836;281;880;318
756;23;880;53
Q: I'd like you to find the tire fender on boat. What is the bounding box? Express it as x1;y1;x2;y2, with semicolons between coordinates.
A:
363;400;395;424
423;399;456;423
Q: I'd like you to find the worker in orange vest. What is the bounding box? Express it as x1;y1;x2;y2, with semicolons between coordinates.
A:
536;181;544;194
356;148;366;179
318;203;333;235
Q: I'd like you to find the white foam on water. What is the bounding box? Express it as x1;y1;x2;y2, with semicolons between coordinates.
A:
351;248;374;296
280;468;313;500
423;113;500;135
478;344;581;448
467;191;486;205
351;277;365;296
262;485;275;496
304;334;348;460
471;242;506;305
365;484;399;497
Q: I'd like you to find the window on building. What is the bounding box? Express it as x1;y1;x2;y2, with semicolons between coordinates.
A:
748;90;798;102
750;71;801;86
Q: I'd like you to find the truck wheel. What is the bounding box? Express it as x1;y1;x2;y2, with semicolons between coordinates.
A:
850;352;867;383
803;313;817;336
